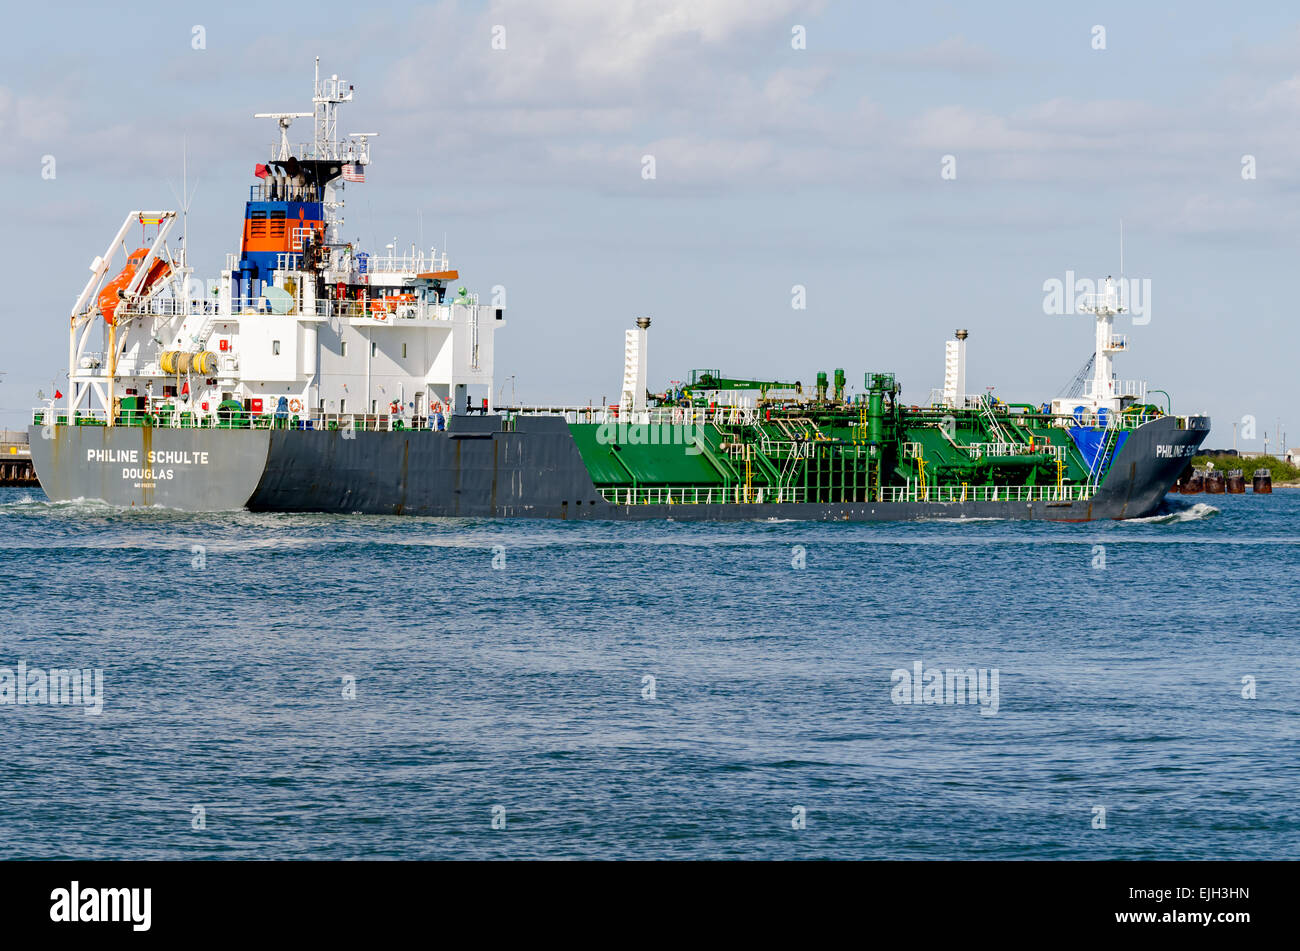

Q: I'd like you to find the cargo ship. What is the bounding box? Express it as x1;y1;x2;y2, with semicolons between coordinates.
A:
29;65;1209;520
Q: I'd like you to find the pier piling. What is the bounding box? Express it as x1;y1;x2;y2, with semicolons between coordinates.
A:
0;430;38;487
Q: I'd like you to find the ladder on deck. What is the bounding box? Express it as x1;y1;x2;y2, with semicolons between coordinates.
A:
980;394;1013;445
190;314;217;350
1088;425;1122;490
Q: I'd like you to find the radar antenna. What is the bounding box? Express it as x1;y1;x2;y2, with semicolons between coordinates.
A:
253;112;312;160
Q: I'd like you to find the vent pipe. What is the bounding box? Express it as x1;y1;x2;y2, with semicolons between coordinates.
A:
620;317;651;415
943;329;968;408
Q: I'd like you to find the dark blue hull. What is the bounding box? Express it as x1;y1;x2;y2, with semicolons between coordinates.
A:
242;414;1210;521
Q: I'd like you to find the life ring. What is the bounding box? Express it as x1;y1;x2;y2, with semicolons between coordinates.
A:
289;398;302;413
431;401;443;414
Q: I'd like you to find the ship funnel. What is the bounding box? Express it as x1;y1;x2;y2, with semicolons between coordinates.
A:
942;329;968;409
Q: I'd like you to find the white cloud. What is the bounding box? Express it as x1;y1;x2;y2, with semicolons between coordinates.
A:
8;3;1300;227
384;0;818;110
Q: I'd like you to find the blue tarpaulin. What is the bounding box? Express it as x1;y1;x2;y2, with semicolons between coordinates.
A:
1069;427;1128;472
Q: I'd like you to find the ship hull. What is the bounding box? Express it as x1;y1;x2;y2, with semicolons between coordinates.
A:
27;424;270;510
30;414;1209;521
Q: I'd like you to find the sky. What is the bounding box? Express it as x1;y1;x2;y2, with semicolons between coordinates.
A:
3;0;1299;450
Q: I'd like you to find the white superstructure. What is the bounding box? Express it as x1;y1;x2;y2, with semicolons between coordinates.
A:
62;64;504;429
1050;276;1146;419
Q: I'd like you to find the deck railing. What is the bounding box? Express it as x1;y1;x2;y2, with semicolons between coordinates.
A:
31;407;443;433
226;297;459;320
598;482;1092;506
967;442;1066;460
1057;412;1161;431
1082;379;1147;400
110;294;481;322
505;405;766;427
877;483;1090;504
599;485;808;506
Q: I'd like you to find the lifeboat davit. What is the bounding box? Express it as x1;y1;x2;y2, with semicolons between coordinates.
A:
98;248;171;325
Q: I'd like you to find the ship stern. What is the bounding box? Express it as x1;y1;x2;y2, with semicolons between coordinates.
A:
28;424;272;511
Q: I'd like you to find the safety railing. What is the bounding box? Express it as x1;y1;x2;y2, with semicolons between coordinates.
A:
248;182;324;202
597;482;1093;506
1055;412;1161;431
30;407;447;433
264;134;367;165
600;485;808;506
108;292;478;322
501;406;611;423
501;405;766;428
115;297;223;318
645;406;760;427
225;296;473;321
967;442;1066;460
877;483;1091;503
1082;379;1147;400
925;390;989;410
360;250;451;274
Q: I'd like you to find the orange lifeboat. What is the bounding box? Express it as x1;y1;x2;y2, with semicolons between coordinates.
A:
98;248;172;325
367;294;416;320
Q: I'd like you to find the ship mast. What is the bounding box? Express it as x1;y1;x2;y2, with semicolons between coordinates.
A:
1080;276;1124;407
1074;222;1137;413
312;56;351;160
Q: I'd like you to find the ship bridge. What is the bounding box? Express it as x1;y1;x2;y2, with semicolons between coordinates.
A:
56;62;505;431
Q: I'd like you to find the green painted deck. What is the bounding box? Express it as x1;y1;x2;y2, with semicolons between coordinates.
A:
565;392;1160;505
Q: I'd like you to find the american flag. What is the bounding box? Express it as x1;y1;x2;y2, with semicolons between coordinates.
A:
341;164;365;183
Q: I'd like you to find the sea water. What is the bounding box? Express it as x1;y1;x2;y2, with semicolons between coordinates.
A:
1;487;1296;859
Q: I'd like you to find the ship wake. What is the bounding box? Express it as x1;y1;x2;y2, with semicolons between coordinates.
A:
1126;500;1220;524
